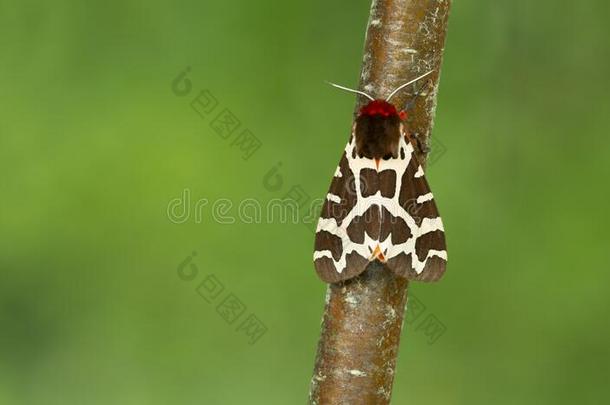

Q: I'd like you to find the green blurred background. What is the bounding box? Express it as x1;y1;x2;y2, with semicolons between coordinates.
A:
1;1;609;404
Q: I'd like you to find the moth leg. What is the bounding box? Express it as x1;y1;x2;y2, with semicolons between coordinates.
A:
409;132;430;155
402;80;431;112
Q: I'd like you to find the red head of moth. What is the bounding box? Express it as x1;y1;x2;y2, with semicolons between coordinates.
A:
358;100;408;121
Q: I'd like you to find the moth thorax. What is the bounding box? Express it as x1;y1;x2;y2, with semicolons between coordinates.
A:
355;100;403;160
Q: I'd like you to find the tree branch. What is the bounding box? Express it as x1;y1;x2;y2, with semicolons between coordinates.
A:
309;1;451;403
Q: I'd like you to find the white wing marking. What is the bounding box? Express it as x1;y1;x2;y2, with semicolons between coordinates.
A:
315;136;445;275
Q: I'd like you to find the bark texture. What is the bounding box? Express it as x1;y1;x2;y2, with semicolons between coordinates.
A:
309;1;451;404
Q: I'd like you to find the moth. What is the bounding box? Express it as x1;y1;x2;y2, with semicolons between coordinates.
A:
313;72;447;283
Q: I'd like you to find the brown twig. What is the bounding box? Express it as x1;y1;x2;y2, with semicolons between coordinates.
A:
309;1;451;404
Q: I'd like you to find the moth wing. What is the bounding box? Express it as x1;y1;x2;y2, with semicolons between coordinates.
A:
381;137;447;282
313;141;373;283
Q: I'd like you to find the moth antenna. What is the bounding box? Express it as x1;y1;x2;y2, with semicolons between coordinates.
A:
385;71;434;102
326;81;375;101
